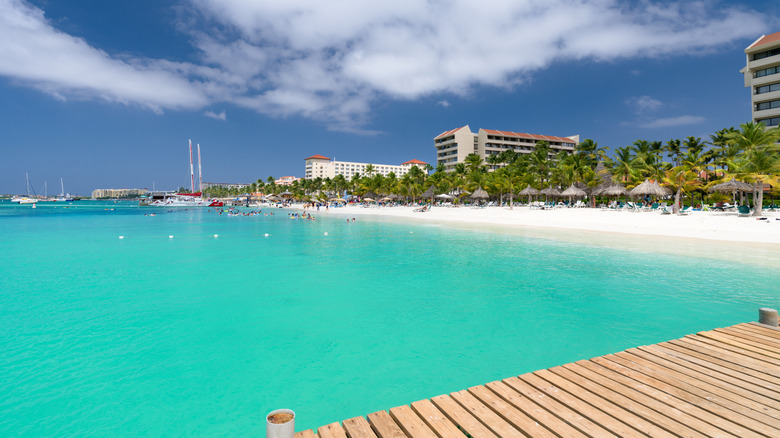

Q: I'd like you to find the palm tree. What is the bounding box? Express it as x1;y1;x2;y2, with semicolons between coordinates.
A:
464;153;484;173
665;139;682;167
726;122;780;216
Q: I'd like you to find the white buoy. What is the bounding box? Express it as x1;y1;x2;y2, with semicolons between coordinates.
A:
213;234;219;238
324;232;328;235
169;235;174;239
118;236;124;239
264;233;269;237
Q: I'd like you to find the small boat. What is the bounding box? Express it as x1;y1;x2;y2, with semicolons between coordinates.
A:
54;178;74;202
150;192;223;207
149;141;223;207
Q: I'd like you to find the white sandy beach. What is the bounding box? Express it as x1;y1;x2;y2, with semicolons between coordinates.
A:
307;204;780;246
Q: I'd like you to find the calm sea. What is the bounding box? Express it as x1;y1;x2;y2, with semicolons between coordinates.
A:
1;200;778;436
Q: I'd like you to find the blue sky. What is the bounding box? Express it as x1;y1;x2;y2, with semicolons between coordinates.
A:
1;0;778;195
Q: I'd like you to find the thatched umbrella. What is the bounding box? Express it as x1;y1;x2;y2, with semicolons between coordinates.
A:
421;185;437;203
384;193;398;200
561;184;586;200
329;197;346;204
363;191;378;200
540;186;560;204
708;178;754;206
435;193;453;199
629;179;670;198
707;178;753;193
471;188;489;201
519;185;539;204
601;184;628;196
280;191;293;197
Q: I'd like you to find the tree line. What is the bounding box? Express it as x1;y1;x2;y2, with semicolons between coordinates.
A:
204;122;780;216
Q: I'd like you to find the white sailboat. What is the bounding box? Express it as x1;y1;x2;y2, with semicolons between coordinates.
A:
150;140;223;207
11;173;37;203
54;178;74;202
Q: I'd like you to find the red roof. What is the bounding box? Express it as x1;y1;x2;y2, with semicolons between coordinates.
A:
434;126;468;140
305;154;330;160
751;31;780;49
481;129;576;144
402;159;427;165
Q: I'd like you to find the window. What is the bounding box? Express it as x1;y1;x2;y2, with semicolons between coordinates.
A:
753;47;780;60
756;99;780;111
755;66;780;78
755;83;780;95
757;116;780;127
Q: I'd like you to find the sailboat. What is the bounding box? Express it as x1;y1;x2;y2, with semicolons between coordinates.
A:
11;173;37;203
54;178;74;202
150;141;223;207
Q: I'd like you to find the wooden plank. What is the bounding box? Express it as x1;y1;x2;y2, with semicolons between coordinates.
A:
728;324;780;341
698;331;780;360
683;334;780;367
367;410;407;438
318;422;349;438
748;321;780;333
485;379;589;438
467;384;558;438
503;375;617;437
606;351;780;431
430;394;499;438
449;389;524;437
717;326;780;346
520;372;646;437
635;346;780;402
563;361;726;437
621;348;780;414
343;416;378;438
593;354;775;437
643;344;780;393
409;399;464;438
294;430;317;438
669;338;780;381
548;364;699;437
533;368;678;438
388;405;438;438
657;341;780;388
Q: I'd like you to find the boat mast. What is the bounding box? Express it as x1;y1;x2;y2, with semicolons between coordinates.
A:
25;173;30;196
189;139;195;193
197;143;202;192
60;178;65;197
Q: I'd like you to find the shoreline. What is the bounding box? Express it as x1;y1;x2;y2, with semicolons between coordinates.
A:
291;204;780;267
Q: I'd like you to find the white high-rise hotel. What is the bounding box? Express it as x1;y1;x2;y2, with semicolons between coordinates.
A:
742;31;780;127
434;126;579;172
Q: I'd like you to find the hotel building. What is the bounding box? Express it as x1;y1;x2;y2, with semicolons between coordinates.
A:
91;188;148;199
434;125;579;171
304;155;427;180
742;31;780;127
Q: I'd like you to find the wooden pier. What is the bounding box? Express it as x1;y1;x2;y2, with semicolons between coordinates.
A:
294;322;780;437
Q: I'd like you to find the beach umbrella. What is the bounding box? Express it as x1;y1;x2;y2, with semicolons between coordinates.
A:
519;185;539;204
629;179;669;198
380;197;393;202
280;191;293;197
435;193;453;199
561;184;586;198
600;184;628;196
363;197;376;202
471;188;489;200
707;178;754;193
540;186;560;196
421;185;437;198
329;197;346;203
265;195;280;201
385;193;398;200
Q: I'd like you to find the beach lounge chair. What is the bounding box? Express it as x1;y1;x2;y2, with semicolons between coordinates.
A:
678;206;692;215
737;205;751;217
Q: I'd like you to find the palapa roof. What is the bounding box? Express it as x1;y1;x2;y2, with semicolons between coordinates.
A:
519;185;539;195
540;186;561;196
421;185;437;198
470;188;489;199
707;178;754;193
629;179;671;197
561;184;586;197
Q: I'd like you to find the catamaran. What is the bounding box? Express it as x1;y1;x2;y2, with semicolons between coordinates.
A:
150;141;223;207
11;173;38;203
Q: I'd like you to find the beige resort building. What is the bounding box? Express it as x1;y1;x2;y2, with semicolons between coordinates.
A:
304;155;427;180
434;125;579;172
742;30;780;127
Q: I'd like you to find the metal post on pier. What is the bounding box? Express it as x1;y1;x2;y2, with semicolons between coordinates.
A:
759;308;778;327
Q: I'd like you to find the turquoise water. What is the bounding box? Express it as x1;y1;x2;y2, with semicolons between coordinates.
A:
1;200;778;436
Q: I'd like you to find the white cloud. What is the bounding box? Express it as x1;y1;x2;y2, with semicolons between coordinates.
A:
641;115;706;128
0;0;210;112
437;100;451;108
628;96;663;113
203;110;226;120
0;0;770;131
